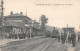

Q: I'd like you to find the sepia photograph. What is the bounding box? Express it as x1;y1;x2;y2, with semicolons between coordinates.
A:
0;0;80;51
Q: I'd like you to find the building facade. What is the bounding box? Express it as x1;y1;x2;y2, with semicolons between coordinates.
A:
4;12;32;35
32;20;43;36
62;27;74;34
45;25;54;33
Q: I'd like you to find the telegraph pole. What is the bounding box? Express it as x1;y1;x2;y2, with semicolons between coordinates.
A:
67;24;68;28
0;0;4;38
67;24;68;32
26;8;27;17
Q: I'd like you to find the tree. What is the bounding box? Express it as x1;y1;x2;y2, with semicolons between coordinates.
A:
40;15;48;30
40;15;48;36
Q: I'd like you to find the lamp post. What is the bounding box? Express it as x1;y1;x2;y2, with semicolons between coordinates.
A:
0;0;4;39
29;23;31;39
29;21;33;39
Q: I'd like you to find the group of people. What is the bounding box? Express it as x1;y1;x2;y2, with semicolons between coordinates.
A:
57;31;76;47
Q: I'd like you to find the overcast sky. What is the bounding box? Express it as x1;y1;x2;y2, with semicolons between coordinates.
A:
0;0;80;30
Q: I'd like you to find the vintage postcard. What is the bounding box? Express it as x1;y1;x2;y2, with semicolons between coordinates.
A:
0;0;80;51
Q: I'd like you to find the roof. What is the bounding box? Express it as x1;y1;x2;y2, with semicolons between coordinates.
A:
62;28;74;30
4;13;32;20
62;27;74;33
62;27;74;29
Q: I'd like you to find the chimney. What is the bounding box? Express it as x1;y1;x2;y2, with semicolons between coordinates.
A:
20;12;23;15
10;11;13;15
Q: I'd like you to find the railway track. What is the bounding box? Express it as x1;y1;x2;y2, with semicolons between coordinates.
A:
0;38;43;48
21;38;55;51
1;38;51;51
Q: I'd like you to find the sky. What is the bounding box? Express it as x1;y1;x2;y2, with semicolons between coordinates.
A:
0;0;80;30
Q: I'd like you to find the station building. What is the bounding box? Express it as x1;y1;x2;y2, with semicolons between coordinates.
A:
32;20;43;36
62;27;74;34
4;12;32;35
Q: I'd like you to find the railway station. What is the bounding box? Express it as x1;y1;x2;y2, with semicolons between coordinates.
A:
0;0;80;51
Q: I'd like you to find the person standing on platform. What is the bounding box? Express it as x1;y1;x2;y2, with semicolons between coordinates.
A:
71;32;76;47
61;32;66;44
78;32;80;42
57;33;60;42
68;32;72;43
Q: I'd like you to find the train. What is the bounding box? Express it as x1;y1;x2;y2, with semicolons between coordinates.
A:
47;27;75;38
50;28;59;38
45;27;59;38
